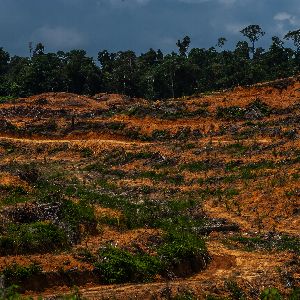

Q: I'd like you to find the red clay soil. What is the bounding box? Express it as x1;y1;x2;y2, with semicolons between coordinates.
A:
0;77;299;299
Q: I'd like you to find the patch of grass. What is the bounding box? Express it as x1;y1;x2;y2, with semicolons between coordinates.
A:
206;296;229;300
137;171;184;185
240;169;257;180
0;186;30;206
106;121;126;131
68;186;209;284
26;119;58;134
95;178;118;190
223;174;239;183
84;162;126;178
181;161;210;172
77;186;204;231
80;148;93;158
173;290;197;300
229;235;300;254
0;96;15;103
225;188;239;199
137;170;165;181
225;160;243;172
223;143;249;156
181;160;220;172
83;162;108;173
225;160;274;180
216;106;246;120
216;99;271;121
241;160;275;171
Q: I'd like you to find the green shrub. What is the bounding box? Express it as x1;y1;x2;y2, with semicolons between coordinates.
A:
2;263;42;286
225;280;245;300
58;199;97;242
80;148;93;158
17;163;41;185
106;122;126;131
152;129;171;141
137;170;166;181
95;233;208;285
260;288;282;300
0;222;68;255
240;169;256;180
95;246;161;284
0;285;25;300
173;290;197;300
225;188;239;199
158;231;208;265
247;99;271;116
224;143;249;156
59;200;96;228
289;288;300;300
81;187;201;230
0;186;29;206
181;161;212;172
216;106;245;120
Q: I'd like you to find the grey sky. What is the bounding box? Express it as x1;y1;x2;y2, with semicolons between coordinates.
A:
1;0;300;57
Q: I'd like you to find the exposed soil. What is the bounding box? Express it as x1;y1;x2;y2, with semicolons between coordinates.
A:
0;77;299;299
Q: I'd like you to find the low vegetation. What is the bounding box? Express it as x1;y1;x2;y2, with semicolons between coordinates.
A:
0;75;299;298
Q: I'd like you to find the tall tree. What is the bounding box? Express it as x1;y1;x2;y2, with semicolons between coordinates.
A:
217;37;227;49
176;36;191;57
240;25;265;56
0;48;10;95
110;51;138;96
265;36;293;79
33;42;45;56
284;29;300;51
284;29;300;70
0;48;10;75
64;50;101;94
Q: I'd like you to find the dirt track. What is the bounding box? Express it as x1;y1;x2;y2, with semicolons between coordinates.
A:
0;136;272;145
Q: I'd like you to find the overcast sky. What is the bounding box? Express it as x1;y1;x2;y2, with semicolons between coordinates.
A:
1;0;300;58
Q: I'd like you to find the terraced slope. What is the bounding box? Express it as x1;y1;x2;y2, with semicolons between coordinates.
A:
0;78;299;299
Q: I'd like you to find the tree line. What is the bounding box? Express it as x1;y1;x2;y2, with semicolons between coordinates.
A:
1;25;300;100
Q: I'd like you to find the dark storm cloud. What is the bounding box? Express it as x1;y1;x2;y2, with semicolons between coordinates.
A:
1;0;300;57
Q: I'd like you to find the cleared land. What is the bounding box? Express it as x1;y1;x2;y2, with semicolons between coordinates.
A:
0;78;299;299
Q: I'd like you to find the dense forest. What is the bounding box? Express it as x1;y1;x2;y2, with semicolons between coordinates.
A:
1;25;300;100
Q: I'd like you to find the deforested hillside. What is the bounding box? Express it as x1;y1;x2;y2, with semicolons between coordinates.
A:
0;77;299;299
